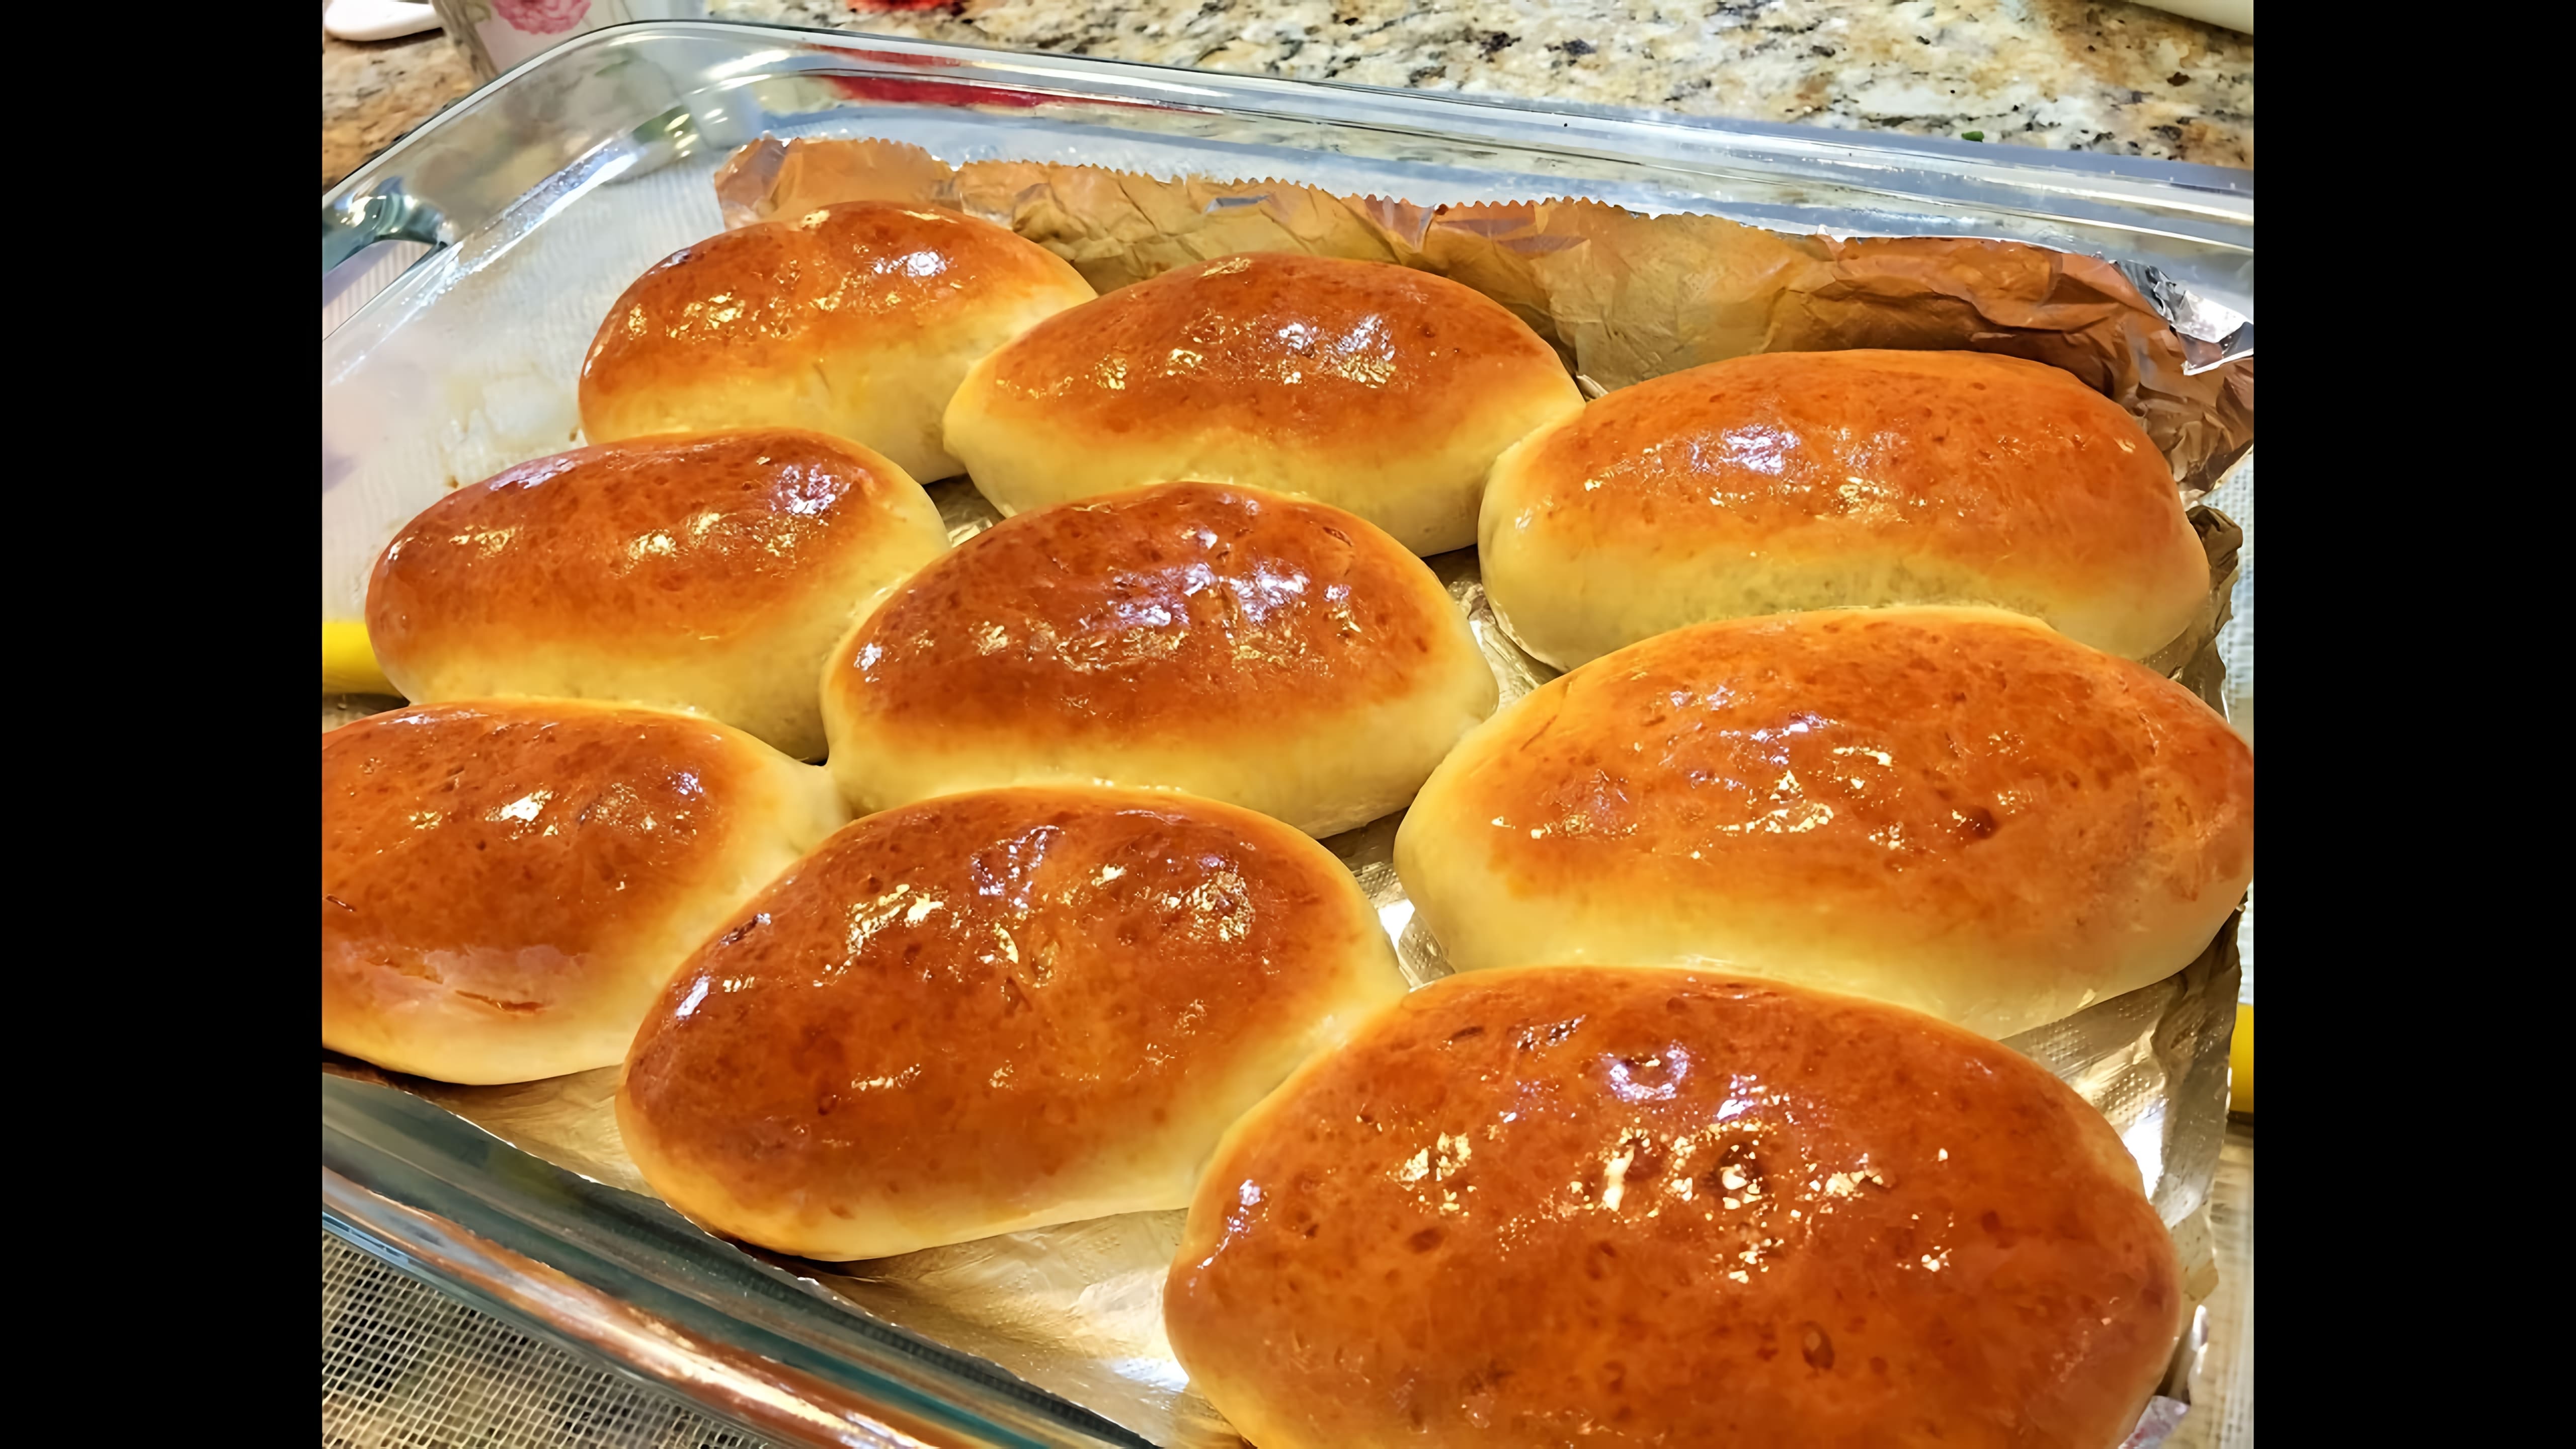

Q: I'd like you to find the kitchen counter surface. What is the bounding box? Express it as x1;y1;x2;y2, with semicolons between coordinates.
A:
717;0;2252;167
322;4;474;188
324;2;2250;191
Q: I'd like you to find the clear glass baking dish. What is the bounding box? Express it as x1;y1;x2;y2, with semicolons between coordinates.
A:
321;21;2253;1447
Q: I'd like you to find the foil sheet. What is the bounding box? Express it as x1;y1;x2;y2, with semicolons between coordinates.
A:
324;140;2253;1448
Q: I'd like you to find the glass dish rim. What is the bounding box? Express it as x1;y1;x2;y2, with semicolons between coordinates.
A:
323;18;2253;269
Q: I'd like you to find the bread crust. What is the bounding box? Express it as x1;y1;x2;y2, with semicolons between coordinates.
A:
617;785;1407;1260
1395;607;2252;1036
367;429;948;758
943;252;1583;554
822;481;1498;837
321;700;848;1084
1168;966;2185;1449
579;201;1095;480
1480;350;2209;667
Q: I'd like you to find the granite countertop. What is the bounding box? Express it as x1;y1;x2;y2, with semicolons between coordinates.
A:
719;0;2250;166
325;0;2249;192
322;3;473;188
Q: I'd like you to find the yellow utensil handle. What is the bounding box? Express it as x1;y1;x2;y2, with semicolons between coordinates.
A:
323;619;398;697
2228;1003;2252;1116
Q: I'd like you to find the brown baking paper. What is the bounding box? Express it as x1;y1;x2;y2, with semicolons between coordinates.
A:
714;136;2254;499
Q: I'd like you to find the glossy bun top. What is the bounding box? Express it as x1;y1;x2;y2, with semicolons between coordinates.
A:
1167;966;2185;1449
616;785;1407;1259
1479;349;2209;667
821;482;1497;837
579;201;1096;480
323;700;846;1083
943;252;1584;553
1395;607;2252;1036
970;252;1563;444
370;429;935;657
366;429;948;759
835;481;1461;736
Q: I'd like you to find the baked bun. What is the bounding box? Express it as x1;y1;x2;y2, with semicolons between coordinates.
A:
821;482;1497;838
941;252;1583;554
578;202;1095;481
1394;607;2251;1037
616;786;1407;1261
1167;967;2184;1449
322;701;848;1085
1480;350;2210;669
367;430;948;761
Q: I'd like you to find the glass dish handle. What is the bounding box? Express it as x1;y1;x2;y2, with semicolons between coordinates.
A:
325;177;449;277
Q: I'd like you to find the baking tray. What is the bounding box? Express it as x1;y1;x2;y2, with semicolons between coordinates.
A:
321;21;2254;1448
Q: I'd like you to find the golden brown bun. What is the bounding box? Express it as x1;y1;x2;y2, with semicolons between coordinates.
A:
616;786;1407;1261
578;202;1095;480
1168;967;2184;1449
820;482;1497;838
321;701;849;1085
942;252;1583;554
1481;350;2210;668
1394;608;2252;1037
367;430;948;760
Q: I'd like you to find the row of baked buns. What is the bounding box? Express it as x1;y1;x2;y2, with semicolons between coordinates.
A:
572;203;1583;556
568;200;2210;663
325;203;2250;1449
360;436;2247;1047
369;452;1498;836
320;715;2202;1448
328;598;2251;1076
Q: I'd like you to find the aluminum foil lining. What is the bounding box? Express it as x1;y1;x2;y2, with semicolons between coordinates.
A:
336;479;2244;1449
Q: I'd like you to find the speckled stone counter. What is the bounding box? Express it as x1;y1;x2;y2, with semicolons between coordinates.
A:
322;1;2249;192
717;0;2250;167
321;3;475;188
